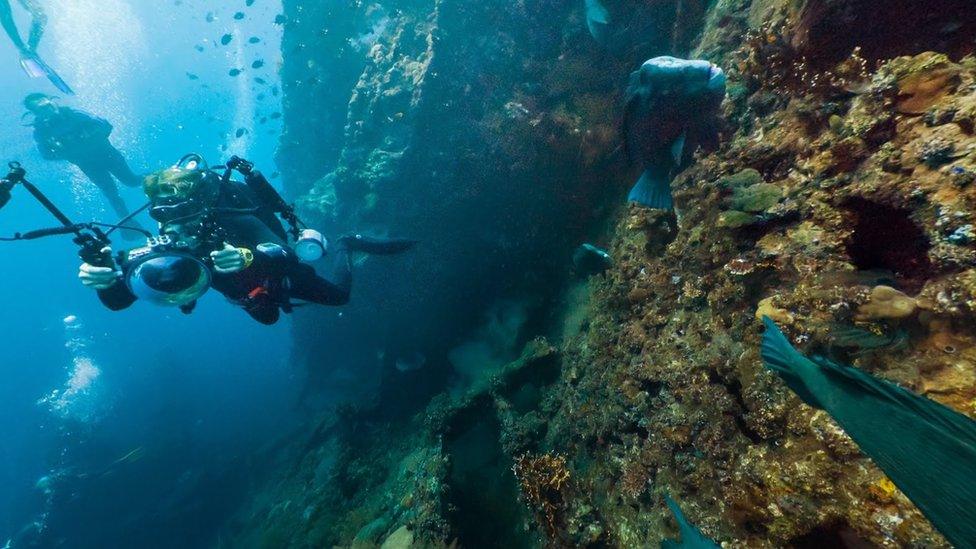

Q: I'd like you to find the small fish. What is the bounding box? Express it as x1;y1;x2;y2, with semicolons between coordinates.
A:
259;117;267;124
194;44;205;52
235;128;247;138
246;0;255;5
234;11;245;20
205;11;215;23
395;353;427;373
257;93;266;101
274;14;285;25
573;243;613;277
249;36;261;44
220;33;233;45
271;86;279;97
254;77;267;84
229;68;242;77
270;171;280;179
186;72;199;80
251;59;265;69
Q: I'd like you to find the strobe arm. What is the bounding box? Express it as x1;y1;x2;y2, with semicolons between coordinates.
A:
1;162;113;266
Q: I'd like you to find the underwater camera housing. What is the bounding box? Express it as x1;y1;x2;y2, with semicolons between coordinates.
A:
120;234;212;307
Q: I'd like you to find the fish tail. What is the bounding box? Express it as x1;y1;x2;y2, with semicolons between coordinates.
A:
628;160;673;210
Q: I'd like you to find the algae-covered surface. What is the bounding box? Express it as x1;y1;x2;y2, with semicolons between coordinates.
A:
226;0;976;547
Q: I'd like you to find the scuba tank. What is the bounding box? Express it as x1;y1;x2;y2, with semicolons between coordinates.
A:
224;155;326;261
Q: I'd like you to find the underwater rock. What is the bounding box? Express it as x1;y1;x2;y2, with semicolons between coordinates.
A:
226;1;976;547
755;296;793;325
855;285;918;321
380;525;413;549
893;54;961;115
717;210;759;228
729;182;783;213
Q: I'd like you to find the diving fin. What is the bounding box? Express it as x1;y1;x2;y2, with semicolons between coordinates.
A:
662;495;720;549
628;161;674;210
760;317;976;548
340;235;417;255
19;55;46;78
19;52;74;95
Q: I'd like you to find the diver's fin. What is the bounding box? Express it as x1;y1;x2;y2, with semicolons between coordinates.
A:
20;52;74;95
662;494;720;549
671;132;687;165
340;235;417;255
628;162;674;210
760;317;976;548
19;54;47;78
759;317;823;408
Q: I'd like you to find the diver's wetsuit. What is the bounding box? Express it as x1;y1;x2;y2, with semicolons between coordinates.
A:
95;180;355;325
0;0;45;53
31;107;142;219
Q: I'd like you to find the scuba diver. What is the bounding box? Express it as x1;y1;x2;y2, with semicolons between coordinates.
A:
24;93;144;231
623;56;726;209
77;154;415;324
0;0;73;94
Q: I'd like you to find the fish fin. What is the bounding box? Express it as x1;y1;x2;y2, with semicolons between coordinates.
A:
760;317;824;409
628;162;673;210
584;0;610;43
671;132;687;165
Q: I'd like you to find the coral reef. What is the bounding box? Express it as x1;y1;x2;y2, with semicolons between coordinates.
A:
227;0;976;547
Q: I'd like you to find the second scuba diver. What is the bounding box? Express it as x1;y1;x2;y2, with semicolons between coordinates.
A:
24;93;145;234
77;154;415;324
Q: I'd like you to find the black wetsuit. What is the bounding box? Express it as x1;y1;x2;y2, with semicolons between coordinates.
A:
96;180;354;325
30;107;141;219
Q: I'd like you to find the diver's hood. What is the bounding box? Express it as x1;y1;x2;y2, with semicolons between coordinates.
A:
125;251;211;307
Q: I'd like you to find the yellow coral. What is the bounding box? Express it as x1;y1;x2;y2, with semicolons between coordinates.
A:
868;476;898;502
512;453;570;537
756;296;794;324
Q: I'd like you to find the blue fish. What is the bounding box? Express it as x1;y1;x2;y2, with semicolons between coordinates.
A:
584;0;610;44
623;57;725;210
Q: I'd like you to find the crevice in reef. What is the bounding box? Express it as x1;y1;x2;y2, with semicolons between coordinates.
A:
843;197;933;293
788;520;875;549
708;370;764;445
791;0;976;67
444;404;533;548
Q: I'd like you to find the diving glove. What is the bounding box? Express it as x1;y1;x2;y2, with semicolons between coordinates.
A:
210;243;254;274
78;247;121;290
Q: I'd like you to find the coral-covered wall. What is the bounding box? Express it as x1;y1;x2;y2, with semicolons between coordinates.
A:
226;0;976;546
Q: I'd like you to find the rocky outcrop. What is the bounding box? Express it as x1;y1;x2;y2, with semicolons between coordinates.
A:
230;0;976;546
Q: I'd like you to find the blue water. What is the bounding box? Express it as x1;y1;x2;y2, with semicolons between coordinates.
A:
0;2;300;545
